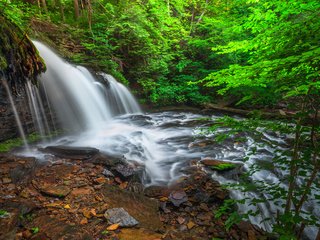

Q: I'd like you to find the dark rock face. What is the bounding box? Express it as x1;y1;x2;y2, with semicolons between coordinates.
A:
0;91;35;142
0;14;45;92
0;14;45;142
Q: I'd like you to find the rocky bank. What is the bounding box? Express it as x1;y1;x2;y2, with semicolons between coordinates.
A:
0;146;269;240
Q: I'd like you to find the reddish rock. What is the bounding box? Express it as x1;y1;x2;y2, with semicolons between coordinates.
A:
100;185;162;231
39;185;71;198
71;187;92;196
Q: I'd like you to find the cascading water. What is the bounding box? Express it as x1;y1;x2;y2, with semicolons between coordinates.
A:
14;41;318;239
33;41;141;133
2;79;29;150
25;80;52;140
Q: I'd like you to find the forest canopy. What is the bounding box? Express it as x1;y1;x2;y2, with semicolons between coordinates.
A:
0;0;319;108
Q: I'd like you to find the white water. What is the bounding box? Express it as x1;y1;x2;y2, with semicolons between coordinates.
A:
33;41;140;133
2;79;29;150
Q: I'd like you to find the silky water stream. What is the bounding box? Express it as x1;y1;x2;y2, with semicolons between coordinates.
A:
9;41;318;239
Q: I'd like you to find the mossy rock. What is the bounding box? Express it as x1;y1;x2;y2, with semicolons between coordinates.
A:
210;163;237;171
0;13;45;94
201;158;242;172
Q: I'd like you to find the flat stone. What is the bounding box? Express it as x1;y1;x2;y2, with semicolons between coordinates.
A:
2;177;11;184
104;208;139;227
169;190;188;207
201;158;232;167
70;187;93;196
40;145;99;160
118;228;162;240
40;185;71;198
201;158;243;174
144;185;170;198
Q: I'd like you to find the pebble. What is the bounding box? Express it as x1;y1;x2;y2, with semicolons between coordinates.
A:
2;177;11;184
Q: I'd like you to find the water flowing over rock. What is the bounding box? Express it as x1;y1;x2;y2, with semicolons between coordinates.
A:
32;41;141;133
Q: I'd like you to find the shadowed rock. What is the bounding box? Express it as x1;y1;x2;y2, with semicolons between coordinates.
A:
40;145;99;159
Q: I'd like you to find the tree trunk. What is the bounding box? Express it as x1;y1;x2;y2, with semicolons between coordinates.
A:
87;0;93;33
40;0;48;14
57;0;65;21
73;0;80;20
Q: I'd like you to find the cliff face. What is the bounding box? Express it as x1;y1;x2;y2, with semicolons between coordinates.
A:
0;14;46;141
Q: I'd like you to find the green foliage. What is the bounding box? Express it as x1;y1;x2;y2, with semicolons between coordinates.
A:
199;0;320;106
215;199;250;230
0;133;41;152
206;112;320;238
0;209;9;217
31;227;39;234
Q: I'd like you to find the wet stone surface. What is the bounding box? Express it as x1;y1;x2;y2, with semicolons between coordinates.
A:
0;153;269;240
104;208;139;227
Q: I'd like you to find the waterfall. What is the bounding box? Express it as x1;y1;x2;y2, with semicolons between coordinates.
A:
32;41;141;134
2;79;29;150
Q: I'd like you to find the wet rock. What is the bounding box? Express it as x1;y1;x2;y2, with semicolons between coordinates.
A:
100;185;162;231
214;187;228;200
248;230;256;240
2;177;11;184
39;185;71;198
0;209;18;240
177;216;185;224
30;215;93;240
201;158;243;175
89;153;125;167
144;185;170;198
104;208;139;227
169;190;188;207
40;145;99;159
7;157;37;185
179;224;188;231
71;187;93;196
118;228;162;240
102;168;114;177
127;182;144;193
160;202;171;214
0;200;37;240
114;164;135;179
237;220;255;232
199;203;210;212
187;221;195;229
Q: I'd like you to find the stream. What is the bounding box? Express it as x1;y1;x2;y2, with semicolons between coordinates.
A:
21;110;318;239
8;41;319;239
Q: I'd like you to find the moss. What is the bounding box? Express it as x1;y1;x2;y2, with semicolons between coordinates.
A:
0;55;7;69
0;133;41;152
0;13;45;93
211;163;236;171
